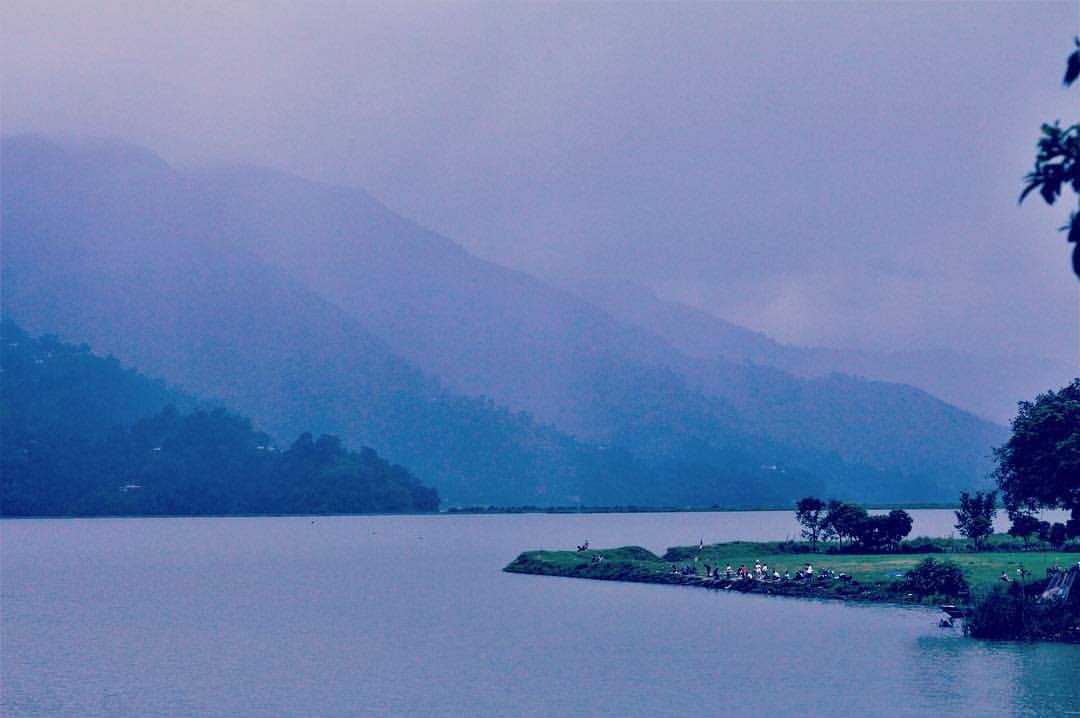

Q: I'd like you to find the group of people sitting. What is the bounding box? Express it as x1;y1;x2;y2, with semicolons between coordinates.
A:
671;559;850;584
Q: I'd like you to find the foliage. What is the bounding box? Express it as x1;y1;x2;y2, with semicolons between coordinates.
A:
822;499;869;546
993;379;1080;522
1048;522;1069;549
955;491;998;549
965;581;1080;642
852;509;914;552
795;496;827;550
1;324;438;516
794;498;912;552
1009;513;1043;547
1020;37;1080;278
901;557;969;598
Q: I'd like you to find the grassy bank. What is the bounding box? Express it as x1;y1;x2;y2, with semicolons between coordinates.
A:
504;541;1076;607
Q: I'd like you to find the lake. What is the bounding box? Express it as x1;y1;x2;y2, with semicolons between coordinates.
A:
3;510;1078;717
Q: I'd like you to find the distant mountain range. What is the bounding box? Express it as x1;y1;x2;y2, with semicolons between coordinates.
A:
2;135;1016;505
568;278;1074;425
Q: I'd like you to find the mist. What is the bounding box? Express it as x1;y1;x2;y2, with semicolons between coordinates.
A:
3;1;1077;360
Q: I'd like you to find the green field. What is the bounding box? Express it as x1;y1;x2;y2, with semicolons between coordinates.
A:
505;541;1079;605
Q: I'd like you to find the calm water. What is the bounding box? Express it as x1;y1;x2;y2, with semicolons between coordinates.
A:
3;510;1078;717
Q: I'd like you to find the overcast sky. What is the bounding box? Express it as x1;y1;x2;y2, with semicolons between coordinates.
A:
4;1;1078;360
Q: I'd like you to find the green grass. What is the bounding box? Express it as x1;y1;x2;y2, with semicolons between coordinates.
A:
685;542;1069;587
505;540;1078;606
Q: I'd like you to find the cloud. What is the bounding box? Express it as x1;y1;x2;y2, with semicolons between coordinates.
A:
3;0;1077;360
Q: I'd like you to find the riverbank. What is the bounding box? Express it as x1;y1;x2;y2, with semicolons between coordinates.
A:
504;541;1076;608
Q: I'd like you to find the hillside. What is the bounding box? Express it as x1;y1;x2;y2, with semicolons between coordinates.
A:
0;323;438;516
2;135;1006;504
197;156;1005;499
0;137;682;507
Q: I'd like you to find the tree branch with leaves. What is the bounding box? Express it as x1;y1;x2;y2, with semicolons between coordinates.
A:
1020;37;1080;278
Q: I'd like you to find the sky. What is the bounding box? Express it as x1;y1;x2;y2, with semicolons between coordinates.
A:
3;1;1078;361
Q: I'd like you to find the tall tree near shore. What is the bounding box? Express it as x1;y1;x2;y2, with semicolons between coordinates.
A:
955;490;998;550
795;496;827;551
993;379;1080;528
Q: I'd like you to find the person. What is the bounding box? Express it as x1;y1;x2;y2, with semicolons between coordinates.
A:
1000;571;1010;582
806;564;814;581
773;570;781;581
783;570;791;581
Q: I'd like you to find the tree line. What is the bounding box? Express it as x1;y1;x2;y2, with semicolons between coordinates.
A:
794;498;913;552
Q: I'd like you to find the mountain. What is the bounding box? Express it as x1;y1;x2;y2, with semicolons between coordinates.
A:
2;135;1005;505
195;157;1005;499
0;322;438;515
569;278;1075;425
0;135;712;507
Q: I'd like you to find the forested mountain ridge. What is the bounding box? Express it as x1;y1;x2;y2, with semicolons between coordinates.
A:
2;135;1005;505
0;322;439;515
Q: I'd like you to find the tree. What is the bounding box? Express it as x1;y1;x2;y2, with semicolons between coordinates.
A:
1021;38;1080;278
885;508;914;549
823;500;868;546
1048;522;1069;549
955;490;997;550
851;509;913;552
993;379;1080;525
1008;513;1042;547
795;496;827;550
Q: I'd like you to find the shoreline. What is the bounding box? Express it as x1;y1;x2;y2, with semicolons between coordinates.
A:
0;502;964;521
504;542;1079;615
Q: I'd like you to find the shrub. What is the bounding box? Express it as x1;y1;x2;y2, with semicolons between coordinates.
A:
966;582;1080;641
902;557;969;598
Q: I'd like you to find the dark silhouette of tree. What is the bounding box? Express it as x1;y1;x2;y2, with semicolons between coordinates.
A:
851;508;913;552
822;500;869;546
994;379;1080;535
794;496;827;550
954;490;997;550
1021;37;1080;278
1007;513;1042;547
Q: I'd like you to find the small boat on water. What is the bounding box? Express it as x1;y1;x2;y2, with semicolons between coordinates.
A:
940;604;965;618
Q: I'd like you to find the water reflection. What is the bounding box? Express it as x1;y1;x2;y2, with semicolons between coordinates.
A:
908;633;1080;717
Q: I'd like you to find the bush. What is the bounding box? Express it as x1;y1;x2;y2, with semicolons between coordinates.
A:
966;582;1080;641
900;539;945;554
902;557;969;598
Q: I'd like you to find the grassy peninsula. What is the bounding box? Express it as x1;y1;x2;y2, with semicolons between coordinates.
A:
505;539;1078;608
